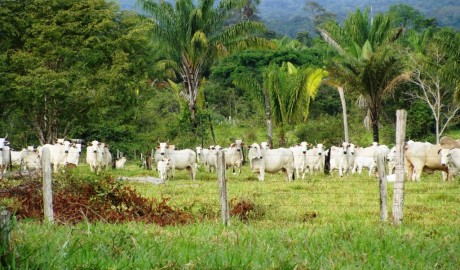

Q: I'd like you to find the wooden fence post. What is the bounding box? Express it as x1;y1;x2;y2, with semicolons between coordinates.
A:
377;152;388;222
42;146;54;224
217;150;230;226
393;109;407;226
0;208;12;262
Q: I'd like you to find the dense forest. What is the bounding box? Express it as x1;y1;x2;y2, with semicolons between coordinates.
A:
0;0;459;155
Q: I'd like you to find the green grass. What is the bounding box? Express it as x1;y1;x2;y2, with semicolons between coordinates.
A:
4;163;460;269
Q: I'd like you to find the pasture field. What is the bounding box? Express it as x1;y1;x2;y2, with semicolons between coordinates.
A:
4;162;460;269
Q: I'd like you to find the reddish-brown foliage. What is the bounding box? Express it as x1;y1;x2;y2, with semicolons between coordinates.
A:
230;198;256;221
0;177;192;226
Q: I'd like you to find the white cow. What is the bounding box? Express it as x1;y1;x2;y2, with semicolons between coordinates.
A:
305;143;325;174
39;140;72;173
10;149;24;167
205;146;218;173
0;137;11;175
248;143;294;181
329;142;354;177
86;140;104;175
21;148;41;170
101;143;112;170
353;145;379;176
66;143;81;166
157;142;197;180
223;139;244;175
115;156;127;169
157;157;172;181
290;142;308;180
405;141;448;181
440;148;460;180
387;146;397;174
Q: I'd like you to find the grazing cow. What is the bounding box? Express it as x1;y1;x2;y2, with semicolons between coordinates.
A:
248;143;294;181
440;148;460;180
405;141;448;181
290;141;308;180
305;143;325;174
157;157;172;181
116;156;127;169
329;142;354;177
157;142;197;180
86;140;104;175
223;139;244;175
0;137;11;175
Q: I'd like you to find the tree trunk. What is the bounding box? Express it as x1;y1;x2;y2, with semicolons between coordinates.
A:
370;107;380;143
338;87;349;142
263;88;273;147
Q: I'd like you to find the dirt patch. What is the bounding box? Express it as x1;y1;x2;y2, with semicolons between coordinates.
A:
302;211;318;222
0;177;192;226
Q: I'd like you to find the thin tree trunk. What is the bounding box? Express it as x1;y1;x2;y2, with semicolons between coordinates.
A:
338;87;349;142
371;107;380;143
208;115;216;145
263;88;273;147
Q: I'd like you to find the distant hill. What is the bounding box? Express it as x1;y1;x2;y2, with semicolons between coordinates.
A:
116;0;460;36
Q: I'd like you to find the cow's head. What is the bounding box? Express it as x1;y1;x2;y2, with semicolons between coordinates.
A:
260;142;270;150
341;142;348;154
317;144;324;155
63;141;71;153
299;141;308;154
250;143;263;159
158;142;168;155
196;146;202;154
387;147;397;162
348;143;355;155
88;140;100;153
439;148;450;167
235;139;243;152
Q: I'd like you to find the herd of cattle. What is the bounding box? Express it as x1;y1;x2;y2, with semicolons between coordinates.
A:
153;137;460;182
1;135;460;182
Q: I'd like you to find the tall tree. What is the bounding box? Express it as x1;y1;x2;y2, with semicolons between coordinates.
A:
318;9;410;143
0;0;155;144
407;28;460;143
137;0;271;130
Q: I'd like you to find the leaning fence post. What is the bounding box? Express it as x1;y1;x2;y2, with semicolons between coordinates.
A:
377;152;388;222
393;109;407;226
42;146;54;224
217;150;230;226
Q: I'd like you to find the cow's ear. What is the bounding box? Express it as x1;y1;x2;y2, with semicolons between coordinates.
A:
437;149;442;154
230;143;236;147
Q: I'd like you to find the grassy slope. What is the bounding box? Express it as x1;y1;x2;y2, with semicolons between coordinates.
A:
7;163;460;269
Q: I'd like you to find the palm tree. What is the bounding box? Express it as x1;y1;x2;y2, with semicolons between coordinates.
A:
234;62;327;146
137;0;271;129
318;9;410;143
